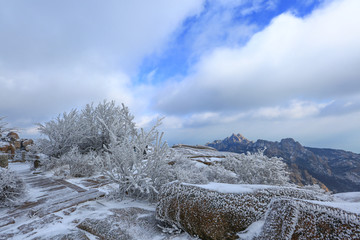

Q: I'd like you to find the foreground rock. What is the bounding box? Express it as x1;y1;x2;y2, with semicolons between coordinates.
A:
255;198;360;239
156;182;331;240
77;207;193;240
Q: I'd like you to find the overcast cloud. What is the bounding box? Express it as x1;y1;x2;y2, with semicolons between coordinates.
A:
1;0;360;152
0;0;203;123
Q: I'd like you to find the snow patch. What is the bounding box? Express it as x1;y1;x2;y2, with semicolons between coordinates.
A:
184;182;278;194
237;220;265;240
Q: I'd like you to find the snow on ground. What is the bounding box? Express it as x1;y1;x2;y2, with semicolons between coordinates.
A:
7;162;32;172
172;145;229;163
183;182;279;194
237;220;265;240
10;199;155;240
1;162;196;240
3;161;359;239
308;191;360;214
333;191;360;202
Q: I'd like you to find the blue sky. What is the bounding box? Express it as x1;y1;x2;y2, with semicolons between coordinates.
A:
138;0;322;85
1;0;360;152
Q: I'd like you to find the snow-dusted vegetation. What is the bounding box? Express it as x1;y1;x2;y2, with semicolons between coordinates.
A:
36;101;173;201
171;145;290;186
0;167;25;207
35;101;292;202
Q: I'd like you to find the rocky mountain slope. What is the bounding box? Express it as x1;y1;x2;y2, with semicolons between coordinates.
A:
206;134;360;193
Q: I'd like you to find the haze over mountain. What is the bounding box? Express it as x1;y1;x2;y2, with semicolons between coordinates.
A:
207;133;360;193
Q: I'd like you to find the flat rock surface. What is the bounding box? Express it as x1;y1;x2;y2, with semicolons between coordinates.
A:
0;163;104;239
0;163;195;240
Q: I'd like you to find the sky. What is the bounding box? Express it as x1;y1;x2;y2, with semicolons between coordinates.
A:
1;0;360;152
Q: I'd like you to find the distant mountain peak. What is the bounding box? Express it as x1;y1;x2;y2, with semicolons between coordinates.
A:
227;133;251;144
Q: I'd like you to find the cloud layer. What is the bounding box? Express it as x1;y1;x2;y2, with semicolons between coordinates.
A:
153;0;360;151
1;0;359;152
0;0;203;130
155;0;360;115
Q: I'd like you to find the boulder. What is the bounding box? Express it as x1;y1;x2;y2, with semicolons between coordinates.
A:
0;143;15;159
156;182;331;240
14;141;21;149
256;198;360;239
6;132;19;141
22;139;34;149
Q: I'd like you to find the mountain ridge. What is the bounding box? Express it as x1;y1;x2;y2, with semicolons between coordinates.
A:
206;133;360;193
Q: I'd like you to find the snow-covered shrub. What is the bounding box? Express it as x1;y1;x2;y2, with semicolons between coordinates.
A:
170;153;238;184
98;118;173;201
79;101;129;152
37;101;134;158
220;150;290;185
60;146;97;177
0;168;25;207
37;109;82;157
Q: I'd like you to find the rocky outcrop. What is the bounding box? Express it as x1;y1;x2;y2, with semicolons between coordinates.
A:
156;182;331;240
1;131;35;162
256;198;360;239
0;143;15;159
6;132;19;141
207;134;360;193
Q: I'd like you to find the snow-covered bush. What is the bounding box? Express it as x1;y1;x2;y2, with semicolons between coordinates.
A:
220;150;289;185
60;146;97;177
98;119;172;201
37;110;82;157
170;153;238;184
220;151;289;185
37;101;173;201
0;168;25;207
37;101;134;158
79;101;130;152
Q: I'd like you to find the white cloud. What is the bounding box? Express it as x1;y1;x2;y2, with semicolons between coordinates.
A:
155;0;360;114
0;0;204;133
253;100;331;119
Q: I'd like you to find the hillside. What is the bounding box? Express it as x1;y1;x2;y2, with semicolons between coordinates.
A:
206;134;360;193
